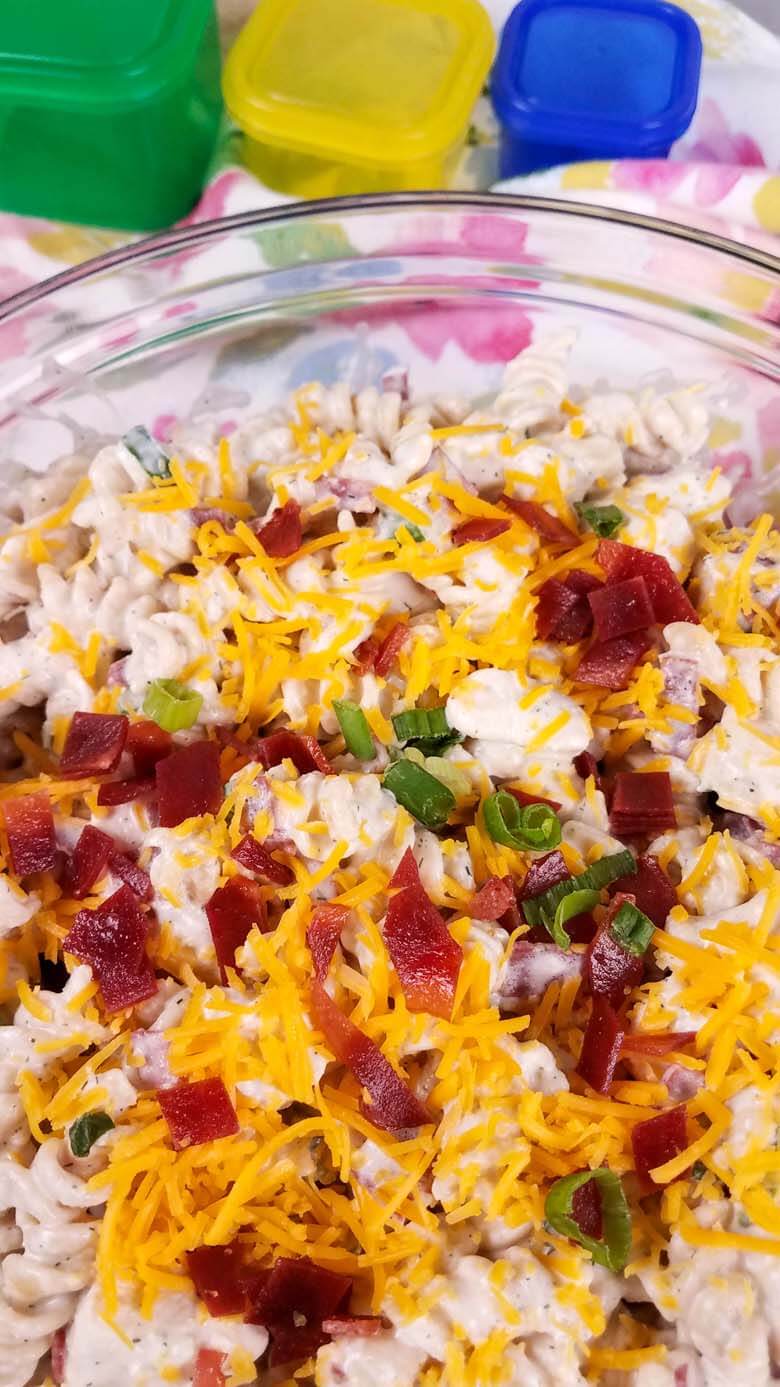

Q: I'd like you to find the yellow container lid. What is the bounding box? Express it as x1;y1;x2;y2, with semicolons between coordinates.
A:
223;0;494;169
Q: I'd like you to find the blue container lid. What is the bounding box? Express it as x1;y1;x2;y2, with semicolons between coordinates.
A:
492;0;702;156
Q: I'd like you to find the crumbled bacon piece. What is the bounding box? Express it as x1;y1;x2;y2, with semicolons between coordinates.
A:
193;1348;227;1387
156;741;223;827
622;1030;696;1057
535;577;594;644
206;877;268;981
59;712;128;777
307;904;349;980
577;995;624;1093
574;751;601;787
97;776;155;806
571;1177;603;1240
158;1077;239;1149
373;622;409;679
389;847;421;889
384;876;462;1020
127;719;173;775
2;792;57;877
64;825;114;898
608;853;676;926
506;786;561;812
247;1255;352;1362
256;731;333;776
501;496;578;545
597;540;699;625
631;1105;688;1187
586;916;644;1009
451;517;511;546
588;575;655;642
51;1328;67;1385
610;771;676;836
575;632;652;690
63;885;157;1012
110;851;153;902
468;875;516;922
232;834;294;886
519;850;570;902
187;1241;248;1316
254;499;303;558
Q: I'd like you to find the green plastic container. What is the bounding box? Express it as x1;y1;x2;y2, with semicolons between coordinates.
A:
0;0;222;231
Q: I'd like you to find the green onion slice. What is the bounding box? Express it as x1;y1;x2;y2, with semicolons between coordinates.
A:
575;502;624;539
383;759;455;829
545;1168;632;1272
524;849;635;929
483;791;562;853
609;900;654;956
392;706;452;745
405;749;470;801
395;520;425;543
550;888;601;950
333;700;375;760
122;425;171;478
143;678;203;732
69;1110;115;1158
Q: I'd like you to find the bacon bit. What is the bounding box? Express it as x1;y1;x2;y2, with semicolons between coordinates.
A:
577;995;625;1093
610;771;676;835
571;1177;603;1240
248;1255;353;1361
310;981;430;1132
2;792;57;877
322;1316;386;1337
574;751;601;787
270;1325;330;1366
256;730;333;776
64;825;114;898
575;632;653;690
564;569;603;595
110;852;153;902
353;635;380;674
206;877;268;982
500;939;583;1003
588;575;655;642
632;1105;688;1188
608;853;676;926
506;786;561;812
187;1240;248;1316
384;880;463;1020
373;622;409;679
501;496;578;545
468;875;516;922
254;499;303;558
586;918;644;1010
597;540;699;625
158;1077;239;1150
59;712;128;777
451;516;511;546
232;833;294;886
622;1030;697;1057
156;741;223;827
127;719;173;775
535;578;594;644
389;847;421;889
519;850;570;902
51;1328;67;1385
307;904;349;980
63;885;157;1013
193;1348;227;1387
97;775;156;806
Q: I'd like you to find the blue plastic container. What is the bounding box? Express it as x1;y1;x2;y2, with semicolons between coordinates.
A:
492;0;702;177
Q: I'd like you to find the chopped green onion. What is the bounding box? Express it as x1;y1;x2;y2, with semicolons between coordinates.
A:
392;706;452;744
395;520;425;543
383;759;455;829
524;849;635;928
609;901;654;956
122;425;171;478
143;678;203;732
405;748;470;801
483;791;562;853
333;700;375;760
545;1168;632;1272
69;1110;114;1158
407;731;463;758
575;502;624;539
691;1161;707;1180
550;888;601;950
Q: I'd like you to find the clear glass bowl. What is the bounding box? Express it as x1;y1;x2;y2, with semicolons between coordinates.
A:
0;193;777;498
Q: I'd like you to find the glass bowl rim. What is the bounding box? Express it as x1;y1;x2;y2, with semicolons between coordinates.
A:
0;191;777;324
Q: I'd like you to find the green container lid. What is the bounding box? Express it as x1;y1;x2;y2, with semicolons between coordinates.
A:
0;0;222;230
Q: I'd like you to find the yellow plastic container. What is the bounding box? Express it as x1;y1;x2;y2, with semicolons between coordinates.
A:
222;0;494;197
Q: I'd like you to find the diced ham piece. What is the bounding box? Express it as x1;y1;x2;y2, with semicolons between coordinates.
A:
575;632;652;690
588;576;655;642
110;852;153;902
468;875;516;922
577;995;624;1093
187;1240;248;1316
59;712;128;777
156;741;223;827
106;657;128;688
307;904;349;980
535;578;594;644
622;1031;697;1057
256;731;333;776
193;1348;227;1387
655;654;700;758
232;833;294;886
206;877;268;981
97;776;156;806
631;1104;688;1187
384;878;462;1020
254;499;303;558
322;1316;385;1337
610;771;676;836
608;853;676;927
310;981;430;1132
720;811;780;868
127;720;173;775
2;792;57;877
451;517;511;546
499;939;583;1003
63;885;157;1012
158;1077;239;1149
597;540;699;625
64;825;114;898
501;496;578;546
